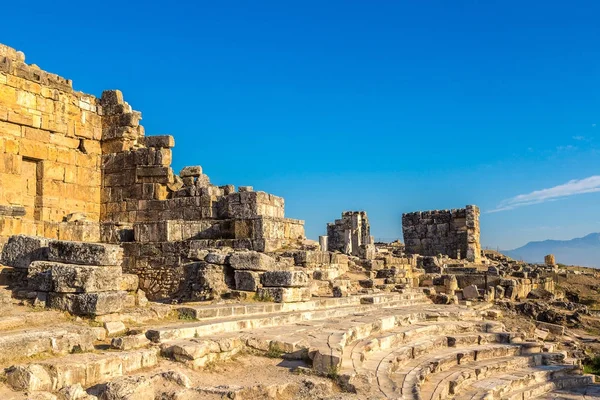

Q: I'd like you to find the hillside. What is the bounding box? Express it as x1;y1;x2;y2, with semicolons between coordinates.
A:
503;233;600;268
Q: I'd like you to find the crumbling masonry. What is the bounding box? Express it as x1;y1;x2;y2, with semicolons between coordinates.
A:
402;205;481;262
0;43;306;299
326;211;375;259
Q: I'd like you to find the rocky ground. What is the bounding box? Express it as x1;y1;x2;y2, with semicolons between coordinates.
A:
0;285;598;399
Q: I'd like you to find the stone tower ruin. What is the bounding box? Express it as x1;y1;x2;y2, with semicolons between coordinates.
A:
402;205;481;262
326;211;375;259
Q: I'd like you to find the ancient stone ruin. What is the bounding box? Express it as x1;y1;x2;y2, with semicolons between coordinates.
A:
402;205;481;262
0;42;598;399
325;211;375;258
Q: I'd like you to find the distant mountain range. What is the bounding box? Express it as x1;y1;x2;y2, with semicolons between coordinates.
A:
502;233;600;268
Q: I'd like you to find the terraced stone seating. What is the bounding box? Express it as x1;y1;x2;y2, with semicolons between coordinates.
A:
2;290;431;397
328;309;596;400
1;289;598;399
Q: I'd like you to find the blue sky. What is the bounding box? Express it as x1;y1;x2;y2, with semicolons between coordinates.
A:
3;1;599;249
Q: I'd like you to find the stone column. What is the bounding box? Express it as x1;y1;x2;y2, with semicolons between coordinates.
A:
319;236;328;252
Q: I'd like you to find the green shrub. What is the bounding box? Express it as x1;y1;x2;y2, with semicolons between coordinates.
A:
584;356;600;375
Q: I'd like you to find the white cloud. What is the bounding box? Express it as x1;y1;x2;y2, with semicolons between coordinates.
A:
556;145;577;151
572;135;586;141
488;175;600;213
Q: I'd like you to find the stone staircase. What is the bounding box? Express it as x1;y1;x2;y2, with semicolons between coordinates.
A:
0;289;597;399
327;306;597;400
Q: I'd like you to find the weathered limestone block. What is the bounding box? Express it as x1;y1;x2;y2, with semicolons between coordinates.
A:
462;284;479;300
536;321;565;335
257;287;311;303
229;251;275;271
49;263;122;293
104;321;127;337
48;240;123;266
111;334;150;350
179;166;202;177
6;364;53;392
101;375;155;400
195;263;233;299
27;261;53;291
261;270;309;287
544;254;556;266
0;235;49;269
143;135;174;149
293;251;330;266
332;284;349;297
48;291;125;316
120;274;139;292
132;290;147;307
495;285;505;298
234;270;261;291
59;383;94;400
204;252;228;265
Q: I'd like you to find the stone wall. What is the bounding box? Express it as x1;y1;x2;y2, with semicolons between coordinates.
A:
0;42;305;251
0;44;103;245
0;42;308;301
402;205;481;262
326;211;375;259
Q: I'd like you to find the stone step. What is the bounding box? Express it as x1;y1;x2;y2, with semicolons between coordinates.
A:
340;321;509;378
0;308;71;332
395;343;524;399
0;326;96;366
88;363;337;400
176;291;428;320
235;305;480;374
5;347;160;392
534;385;600;399
453;365;584;400
501;376;595;400
423;353;563;400
146;297;446;344
160;334;245;370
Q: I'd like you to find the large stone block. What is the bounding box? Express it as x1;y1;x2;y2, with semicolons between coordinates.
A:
293;251;330;265
234;270;261;291
101;375;155;400
48;240;123;266
119;274;139;292
228;251;275;271
179;165;202;177
6;364;53;392
261;270;309;287
143;135;174;149
462;284;479;300
48;291;125;316
0;235;49;269
48;262;122;293
256;287;311;303
27;261;53;291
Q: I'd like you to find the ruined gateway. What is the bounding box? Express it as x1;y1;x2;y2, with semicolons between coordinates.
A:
0;42;598;399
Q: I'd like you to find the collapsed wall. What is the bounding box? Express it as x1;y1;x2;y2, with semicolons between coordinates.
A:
326;211;375;259
0;235;145;315
0;42;310;300
0;42;305;247
402;205;481;262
